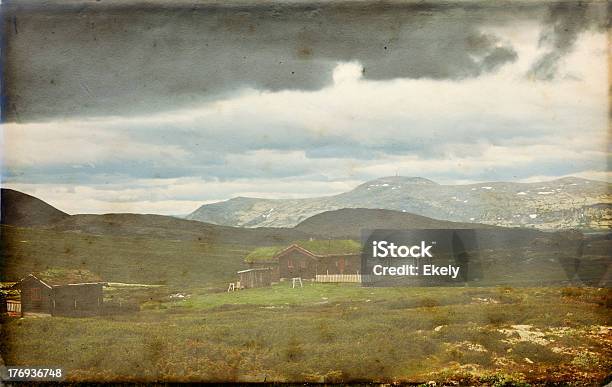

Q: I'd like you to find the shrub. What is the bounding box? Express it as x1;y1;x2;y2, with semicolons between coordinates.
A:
479;373;531;387
419;297;440;308
486;309;512;325
571;352;601;369
101;301;139;315
561;287;583;298
387;299;420;309
509;341;564;364
496;293;523;304
284;338;304;362
444;346;493;366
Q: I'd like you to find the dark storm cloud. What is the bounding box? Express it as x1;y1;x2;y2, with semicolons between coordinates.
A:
0;0;533;122
528;1;607;80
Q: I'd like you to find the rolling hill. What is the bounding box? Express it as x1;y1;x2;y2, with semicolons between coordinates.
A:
1;188;70;227
1;188;608;287
0;189;311;246
45;213;311;246
1;188;519;244
187;176;611;230
294;208;495;238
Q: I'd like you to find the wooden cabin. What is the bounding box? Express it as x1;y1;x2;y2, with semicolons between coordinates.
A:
246;241;362;280
11;269;106;317
237;268;272;289
277;245;319;279
277;245;361;279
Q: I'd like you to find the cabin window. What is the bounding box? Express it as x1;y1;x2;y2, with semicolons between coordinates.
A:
30;287;42;301
300;260;307;268
287;259;294;268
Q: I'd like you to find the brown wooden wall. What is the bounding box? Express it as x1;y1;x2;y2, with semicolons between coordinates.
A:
278;250;319;279
317;255;361;275
251;252;362;280
52;284;103;316
19;278;53;314
278;252;361;279
238;270;272;288
249;262;279;282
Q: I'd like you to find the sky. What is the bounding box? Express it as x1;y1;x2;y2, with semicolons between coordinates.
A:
1;1;609;215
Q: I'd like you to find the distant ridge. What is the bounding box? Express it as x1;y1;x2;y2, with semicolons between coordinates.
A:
3;174;610;236
45;213;312;246
3;188;607;288
0;188;311;245
1;188;542;246
353;176;439;188
1;187;513;247
187;176;611;230
294;208;495;239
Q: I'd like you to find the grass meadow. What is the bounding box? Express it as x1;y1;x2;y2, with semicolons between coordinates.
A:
0;225;251;287
1;283;610;384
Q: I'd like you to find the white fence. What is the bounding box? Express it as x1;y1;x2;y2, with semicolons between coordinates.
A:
315;274;372;283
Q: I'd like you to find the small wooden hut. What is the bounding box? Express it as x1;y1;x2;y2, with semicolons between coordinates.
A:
11;269;106;317
237;268;272;289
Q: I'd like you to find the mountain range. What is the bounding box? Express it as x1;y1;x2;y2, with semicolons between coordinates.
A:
0;188;496;243
2;187;608;286
187;176;611;230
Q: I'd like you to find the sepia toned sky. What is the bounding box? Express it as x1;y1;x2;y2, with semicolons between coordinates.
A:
1;1;609;214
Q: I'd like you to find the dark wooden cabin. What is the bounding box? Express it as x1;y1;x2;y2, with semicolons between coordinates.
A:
245;241;362;281
237;268;272;289
262;244;361;280
11;270;106;317
277;245;320;279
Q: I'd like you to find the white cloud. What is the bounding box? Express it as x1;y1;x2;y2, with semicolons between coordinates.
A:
1;29;608;214
2;121;188;167
2;177;361;215
332;62;364;85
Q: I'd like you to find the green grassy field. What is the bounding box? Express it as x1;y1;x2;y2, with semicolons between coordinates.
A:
4;225;609;290
1;225;610;383
0;225;252;287
2;283;610;384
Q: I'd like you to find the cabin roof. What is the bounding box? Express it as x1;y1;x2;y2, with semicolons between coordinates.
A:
245;240;361;263
13;269;106;288
237;268;272;274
